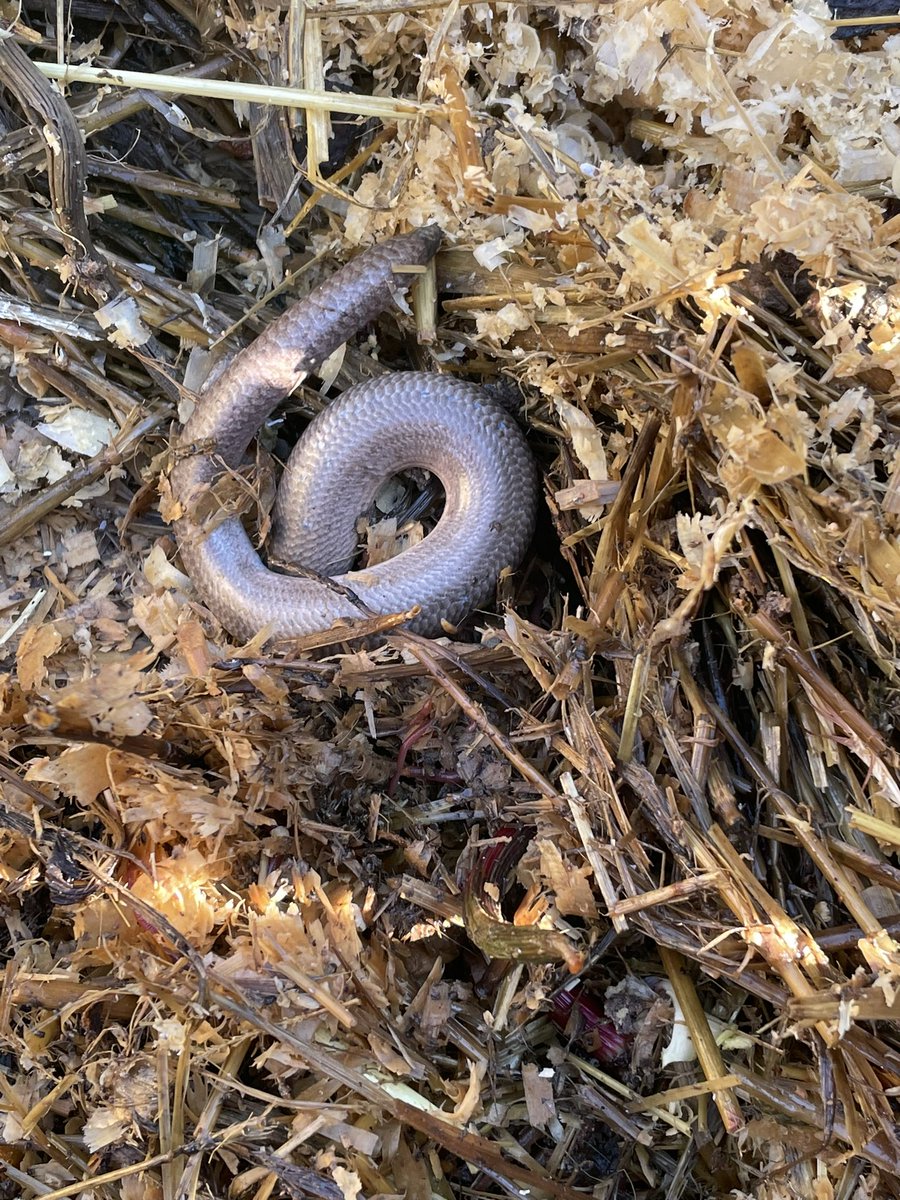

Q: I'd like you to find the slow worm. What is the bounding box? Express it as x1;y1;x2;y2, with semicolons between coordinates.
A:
169;226;537;640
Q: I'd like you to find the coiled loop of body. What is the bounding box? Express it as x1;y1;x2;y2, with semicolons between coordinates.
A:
169;227;538;641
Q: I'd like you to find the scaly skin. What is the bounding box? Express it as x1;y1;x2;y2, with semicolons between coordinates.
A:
169;227;538;640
